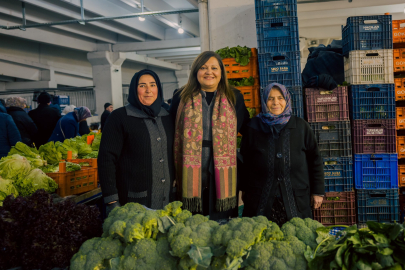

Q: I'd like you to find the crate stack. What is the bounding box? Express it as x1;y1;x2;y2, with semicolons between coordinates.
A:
393;19;405;222
223;48;261;114
304;86;355;226
342;15;399;227
53;95;70;113
254;0;303;117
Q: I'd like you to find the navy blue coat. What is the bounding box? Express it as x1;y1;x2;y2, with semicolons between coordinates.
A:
0;104;21;158
48;112;79;142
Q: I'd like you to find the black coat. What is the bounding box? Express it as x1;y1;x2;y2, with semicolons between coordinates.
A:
100;110;110;132
98;105;175;208
169;88;250;220
79;120;90;136
240;116;324;220
28;104;61;147
7;107;37;147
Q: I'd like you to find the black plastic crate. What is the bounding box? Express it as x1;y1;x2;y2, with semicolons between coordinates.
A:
342;15;393;57
309;121;352;157
357;189;399;224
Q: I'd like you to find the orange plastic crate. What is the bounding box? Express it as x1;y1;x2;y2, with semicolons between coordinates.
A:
399;165;405;187
223;48;258;79
394;49;405;73
397;137;405;158
397;107;405;129
235;84;260;108
395;78;405;101
393;20;405;44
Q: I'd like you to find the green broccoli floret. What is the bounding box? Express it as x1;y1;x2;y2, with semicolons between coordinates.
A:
164;201;183;217
70;237;124;270
178;256;199;270
108;220;126;238
142;210;159;239
175;209;192;223
281;217;324;249
123;223;144;243
184;214;209;230
170;234;193;258
211;255;228;270
102;203;146;237
226;238;250;259
243;241;274;270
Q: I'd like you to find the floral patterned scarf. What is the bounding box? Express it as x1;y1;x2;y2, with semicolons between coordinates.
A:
174;92;237;212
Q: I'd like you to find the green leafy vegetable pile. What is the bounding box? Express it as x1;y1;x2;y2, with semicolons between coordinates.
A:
306;221;405;270
0;189;103;270
228;77;255;87
70;203;328;270
215;46;252;66
247;107;256;118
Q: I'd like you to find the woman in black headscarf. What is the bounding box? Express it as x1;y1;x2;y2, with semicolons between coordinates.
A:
98;69;175;215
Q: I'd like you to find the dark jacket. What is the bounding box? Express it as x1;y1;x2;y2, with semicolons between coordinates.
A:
28;104;61;147
240;116;324;220
48;112;79;142
169;88;250;220
0;104;6;113
7;107;37;147
98;105;175;208
0;110;21;158
100;110;110;132
79;120;90;136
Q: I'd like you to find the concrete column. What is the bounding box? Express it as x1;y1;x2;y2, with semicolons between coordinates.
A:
87;50;125;117
198;0;210;52
175;65;191;89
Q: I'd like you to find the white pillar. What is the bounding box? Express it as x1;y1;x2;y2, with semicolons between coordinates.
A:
198;0;210;52
175;65;191;89
87;50;125;117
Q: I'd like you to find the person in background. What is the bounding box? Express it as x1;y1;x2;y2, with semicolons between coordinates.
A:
240;83;324;226
0;99;6;110
6;97;37;147
61;105;76;116
98;69;175;216
48;107;92;142
100;102;113;132
79;118;91;136
169;51;250;221
0;101;21;158
29;92;61;148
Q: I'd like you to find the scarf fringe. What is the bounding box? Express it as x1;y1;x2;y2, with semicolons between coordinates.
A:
182;197;202;213
215;196;237;212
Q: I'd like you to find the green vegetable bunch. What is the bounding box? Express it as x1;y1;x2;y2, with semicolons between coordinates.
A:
215;46;252;66
281;217;324;249
247;107;256;118
228;77;255;87
307;222;405;270
0;176;18;206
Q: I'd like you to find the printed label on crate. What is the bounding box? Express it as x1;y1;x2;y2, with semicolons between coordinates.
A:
365;128;384;135
362;58;384;66
367;198;389;206
395;32;405;37
270;66;290;73
324;171;341;177
316;96;338;103
399;119;405;124
400;148;405;153
397;90;405;95
359;24;382;32
395;60;405;66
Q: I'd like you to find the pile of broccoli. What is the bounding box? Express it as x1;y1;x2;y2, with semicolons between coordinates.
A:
70;202;327;270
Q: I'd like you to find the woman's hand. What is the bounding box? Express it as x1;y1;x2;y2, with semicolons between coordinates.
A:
311;195;323;209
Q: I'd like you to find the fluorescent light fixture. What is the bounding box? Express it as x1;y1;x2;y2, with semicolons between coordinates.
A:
139;17;145;21
178;28;184;34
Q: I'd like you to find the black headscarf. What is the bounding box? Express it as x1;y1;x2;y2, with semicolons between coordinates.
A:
127;69;163;118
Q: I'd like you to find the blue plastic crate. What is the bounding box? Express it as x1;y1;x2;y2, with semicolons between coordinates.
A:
258;51;301;89
255;0;297;20
53;95;70;105
323;157;353;192
256;17;299;54
354;154;398;189
349;84;395;120
342;15;393;57
357;189;399;224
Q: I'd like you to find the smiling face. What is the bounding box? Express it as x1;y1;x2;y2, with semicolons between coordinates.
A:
137;74;158;106
197;57;222;92
266;88;287;115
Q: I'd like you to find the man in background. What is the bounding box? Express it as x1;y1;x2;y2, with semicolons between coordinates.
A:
100;102;113;132
28;92;61;147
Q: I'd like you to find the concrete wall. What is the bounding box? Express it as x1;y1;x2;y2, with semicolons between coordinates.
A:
208;0;257;51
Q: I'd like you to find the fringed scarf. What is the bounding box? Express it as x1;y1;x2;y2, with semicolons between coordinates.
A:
174;92;238;213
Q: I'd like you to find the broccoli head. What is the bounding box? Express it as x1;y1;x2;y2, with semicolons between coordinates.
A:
164;201;183;217
281;217;324;249
175;209;193;223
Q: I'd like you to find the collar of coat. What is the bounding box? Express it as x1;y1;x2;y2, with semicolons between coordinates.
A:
284;115;297;129
125;103;169;119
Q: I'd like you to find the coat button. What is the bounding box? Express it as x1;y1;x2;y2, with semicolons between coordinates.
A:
160;158;164;163
161;179;166;183
277;153;283;158
157;137;161;141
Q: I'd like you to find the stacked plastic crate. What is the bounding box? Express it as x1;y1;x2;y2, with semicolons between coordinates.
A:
254;0;303;117
304;86;355;226
393;19;405;222
343;15;399;227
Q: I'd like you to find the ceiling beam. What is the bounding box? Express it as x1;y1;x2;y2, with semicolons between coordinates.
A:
113;37;201;52
20;0;145;41
125;52;182;70
137;47;201;55
157;55;199;60
0;1;118;44
60;0;165;40
0;17;97;52
185;0;199;8
147;50;201;58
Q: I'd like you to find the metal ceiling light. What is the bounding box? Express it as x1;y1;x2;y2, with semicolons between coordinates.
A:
178;14;184;34
139;0;145;21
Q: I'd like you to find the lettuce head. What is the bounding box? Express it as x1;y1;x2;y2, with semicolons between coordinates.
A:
39;142;62;165
0;154;32;180
14;168;58;197
8;142;41;159
0;176;18;206
55;141;78;159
